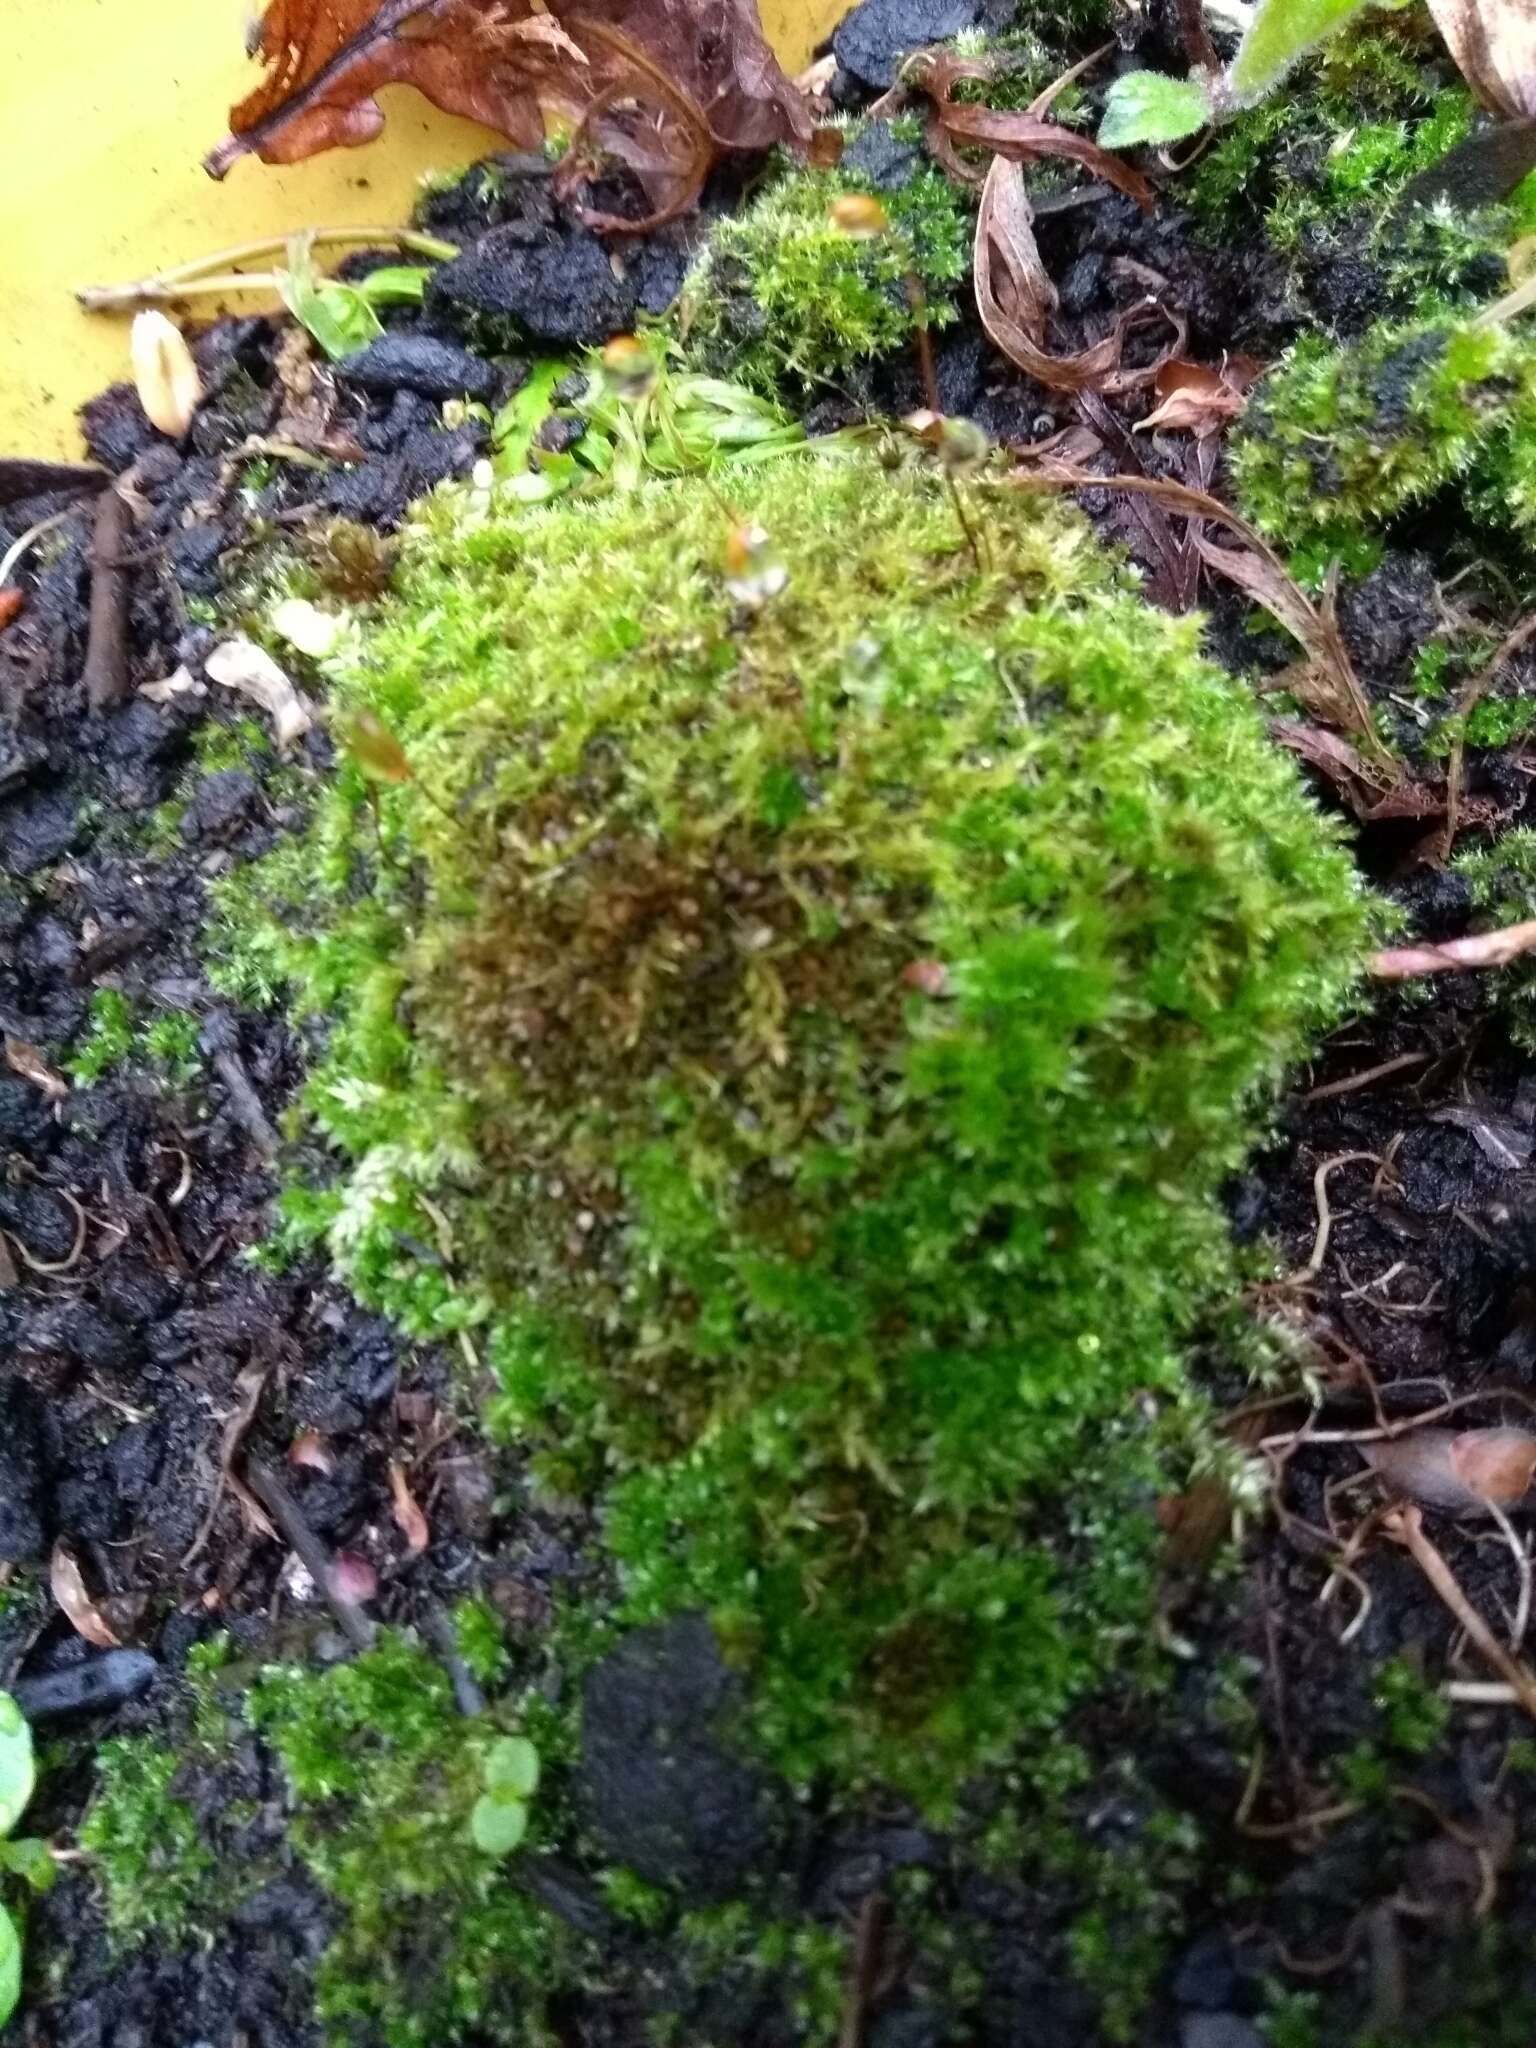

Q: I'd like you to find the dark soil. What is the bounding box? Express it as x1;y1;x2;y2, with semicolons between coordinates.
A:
7;19;1536;2047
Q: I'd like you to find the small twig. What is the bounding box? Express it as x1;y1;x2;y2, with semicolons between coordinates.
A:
81;484;134;712
246;1459;376;1652
1296;1151;1385;1280
211;1047;280;1161
1386;1505;1536;1721
1027;40;1115;118
77;226;458;311
1302;1050;1432;1103
0;509;75;593
182;1365;275;1567
1443;1680;1523;1704
837;1893;888;2048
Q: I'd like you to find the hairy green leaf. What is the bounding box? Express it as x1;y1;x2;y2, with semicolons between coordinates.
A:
1229;0;1373;100
1098;71;1212;148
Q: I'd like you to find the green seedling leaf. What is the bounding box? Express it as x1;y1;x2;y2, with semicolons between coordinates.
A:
355;265;433;308
0;1903;17;2028
1229;0;1372;101
0;1839;55;1896
483;1736;540;1801
0;1696;34;1838
277;232;382;361
470;1792;529;1857
492;358;570;479
1098;72;1212;148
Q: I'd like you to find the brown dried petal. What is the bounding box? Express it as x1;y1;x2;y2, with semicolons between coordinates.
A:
49;1541;123;1649
388;1461;431;1555
1365;1426;1536;1513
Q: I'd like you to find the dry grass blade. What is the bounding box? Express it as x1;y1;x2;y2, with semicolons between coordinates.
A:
1007;465;1385;748
1386;1504;1536;1720
975;160;1184;396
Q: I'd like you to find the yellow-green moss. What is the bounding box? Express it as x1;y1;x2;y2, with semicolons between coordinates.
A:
208;453;1371;1808
1232;315;1536;575
679;154;971;394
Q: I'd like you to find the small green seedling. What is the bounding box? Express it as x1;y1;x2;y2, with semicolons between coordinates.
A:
469;1736;539;1859
1100;0;1374;149
0;1691;54;2028
278;231;436;362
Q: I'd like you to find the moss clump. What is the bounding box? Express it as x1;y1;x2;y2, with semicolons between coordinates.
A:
679;154;971;394
1232;315;1536;573
67;988;135;1084
216;454;1369;1806
247;1636;574;2047
88;1633;577;2048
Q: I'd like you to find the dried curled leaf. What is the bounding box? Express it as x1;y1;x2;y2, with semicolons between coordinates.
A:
1424;0;1536;120
1134;355;1259;436
1365;1427;1536;1514
49;1542;122;1650
208;0;810;231
975;158;1184;397
205;638;315;750
4;1036;67;1102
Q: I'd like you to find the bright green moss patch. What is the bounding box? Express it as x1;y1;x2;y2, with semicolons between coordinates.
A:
1232;315;1536;571
212;454;1370;1808
679;154;971;394
67;989;135;1084
88;1633;579;2048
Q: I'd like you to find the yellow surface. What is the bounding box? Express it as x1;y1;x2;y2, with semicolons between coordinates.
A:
0;0;838;460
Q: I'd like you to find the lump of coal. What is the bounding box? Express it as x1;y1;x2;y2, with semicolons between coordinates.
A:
428;222;688;348
832;0;992;90
339;334;499;405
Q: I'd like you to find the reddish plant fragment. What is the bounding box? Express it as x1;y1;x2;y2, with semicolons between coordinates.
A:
388;1460;431;1554
906;47;1153;205
288;1429;337;1476
49;1541;122;1649
1372;916;1536;981
0;590;22;632
330;1550;380;1605
975;159;1184;397
1366;1427;1536;1513
1134;354;1261;436
208;0;810;231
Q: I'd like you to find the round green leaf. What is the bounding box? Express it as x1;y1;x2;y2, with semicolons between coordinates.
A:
0;1699;33;1839
471;1793;529;1858
1098;71;1211;149
483;1736;540;1802
0;1839;55;1896
0;1903;19;2028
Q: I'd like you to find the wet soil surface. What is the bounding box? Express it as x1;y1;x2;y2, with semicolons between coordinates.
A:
6;29;1536;2048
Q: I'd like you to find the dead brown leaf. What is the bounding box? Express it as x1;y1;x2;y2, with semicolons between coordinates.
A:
1007;466;1386;749
1425;0;1536;119
4;1035;67;1102
1134;354;1261;436
975;158;1185;396
49;1540;122;1649
208;0;809;231
908;47;1153;204
388;1460;431;1554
